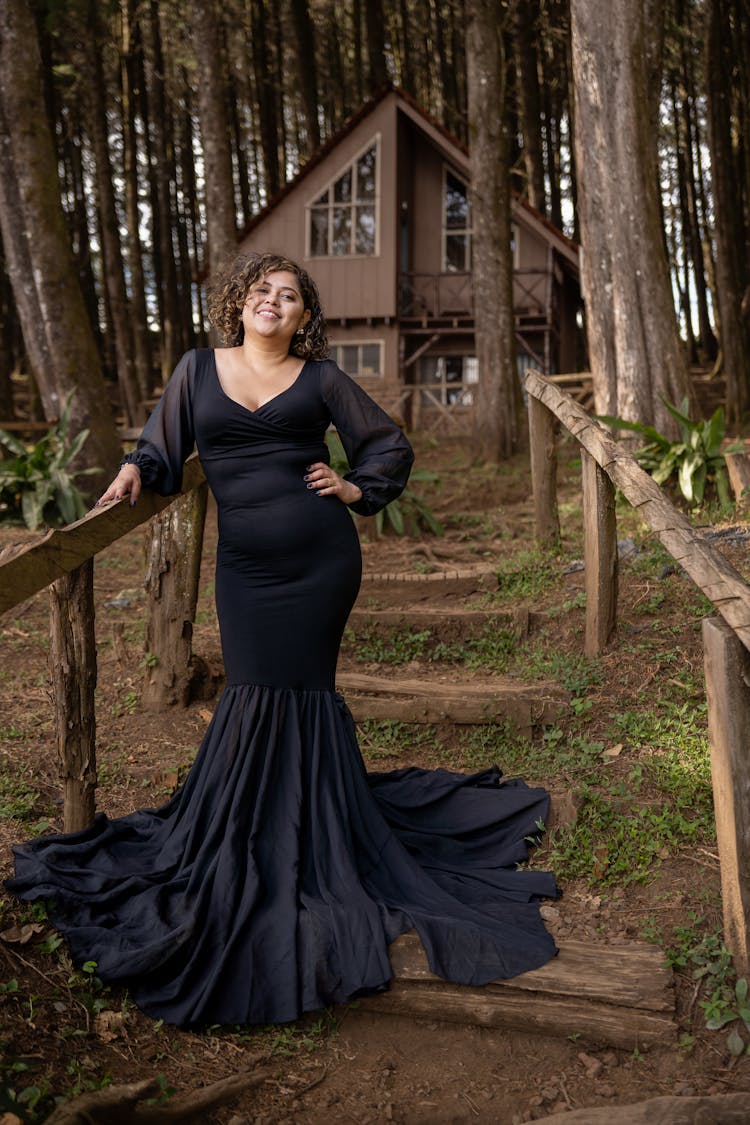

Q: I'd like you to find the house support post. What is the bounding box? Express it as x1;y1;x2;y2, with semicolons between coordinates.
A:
49;559;97;832
582;449;617;656
702;617;750;978
142;482;209;708
528;395;560;548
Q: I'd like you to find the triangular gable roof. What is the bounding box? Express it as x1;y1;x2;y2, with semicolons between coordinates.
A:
237;83;579;271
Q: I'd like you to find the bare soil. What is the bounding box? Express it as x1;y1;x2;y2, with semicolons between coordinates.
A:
1;435;749;1123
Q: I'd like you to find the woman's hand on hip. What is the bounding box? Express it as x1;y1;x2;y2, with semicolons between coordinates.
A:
304;462;362;506
95;463;142;507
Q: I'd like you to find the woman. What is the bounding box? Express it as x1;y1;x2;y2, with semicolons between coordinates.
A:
8;252;558;1027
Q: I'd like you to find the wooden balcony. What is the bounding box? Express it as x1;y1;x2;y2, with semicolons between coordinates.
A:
398;269;554;325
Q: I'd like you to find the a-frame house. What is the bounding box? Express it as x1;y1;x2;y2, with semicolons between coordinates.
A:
237;86;581;429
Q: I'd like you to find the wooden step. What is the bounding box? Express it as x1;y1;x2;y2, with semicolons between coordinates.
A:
357;566;499;606
337;672;568;733
347;605;544;642
355;931;675;1050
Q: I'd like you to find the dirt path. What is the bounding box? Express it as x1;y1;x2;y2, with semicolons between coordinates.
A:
0;437;749;1122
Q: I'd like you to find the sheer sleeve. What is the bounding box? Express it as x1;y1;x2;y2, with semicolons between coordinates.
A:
320;361;414;516
120;350;196;495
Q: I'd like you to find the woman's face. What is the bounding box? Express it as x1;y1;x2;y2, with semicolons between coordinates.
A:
242;269;310;345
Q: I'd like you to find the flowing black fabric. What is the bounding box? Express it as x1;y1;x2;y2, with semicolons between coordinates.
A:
8;349;558;1026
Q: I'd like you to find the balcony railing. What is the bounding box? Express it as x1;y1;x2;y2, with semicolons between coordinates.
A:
399;269;553;321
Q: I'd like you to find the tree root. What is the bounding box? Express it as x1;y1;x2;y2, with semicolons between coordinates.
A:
44;1066;274;1125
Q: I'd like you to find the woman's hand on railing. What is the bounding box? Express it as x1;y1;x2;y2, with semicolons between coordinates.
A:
95;464;142;508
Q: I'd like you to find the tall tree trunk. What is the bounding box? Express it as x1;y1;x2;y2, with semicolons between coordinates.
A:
187;0;237;283
143;0;182;381
569;0;689;434
705;0;750;422
0;0;119;483
81;0;141;427
365;0;388;92
466;0;521;461
251;0;281;198
289;0;320;152
512;0;545;211
120;0;154;398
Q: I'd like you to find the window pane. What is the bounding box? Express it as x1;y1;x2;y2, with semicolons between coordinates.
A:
445;234;467;272
355;205;376;254
332;206;352;254
361;343;380;376
342;345;359;372
313;187;329;206
445;357;463;383
445;171;468;229
357;146;377;200
310;208;328;256
334;168;352;203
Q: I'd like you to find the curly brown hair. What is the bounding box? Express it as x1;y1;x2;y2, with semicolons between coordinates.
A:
207;251;329;359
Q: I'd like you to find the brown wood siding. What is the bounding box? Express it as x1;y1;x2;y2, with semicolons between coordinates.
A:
239;99;399;321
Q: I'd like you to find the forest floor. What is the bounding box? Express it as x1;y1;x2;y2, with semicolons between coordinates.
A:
1;432;750;1123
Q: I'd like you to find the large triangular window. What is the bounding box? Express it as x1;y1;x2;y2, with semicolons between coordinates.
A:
308;140;379;257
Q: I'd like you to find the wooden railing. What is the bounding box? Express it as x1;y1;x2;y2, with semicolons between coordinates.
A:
0;455;208;832
526;368;750;975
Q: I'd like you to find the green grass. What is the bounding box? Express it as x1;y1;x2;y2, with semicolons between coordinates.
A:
358;719;437;762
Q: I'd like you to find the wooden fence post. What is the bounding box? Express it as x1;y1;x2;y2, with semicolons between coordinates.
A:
142;482;209;708
703;617;750;978
49;559;97;832
581;449;617;656
528;385;560;549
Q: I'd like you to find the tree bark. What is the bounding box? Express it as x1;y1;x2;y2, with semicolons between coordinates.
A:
80;0;141;427
705;0;750;422
49;560;97;833
143;0;182;381
187;0;237;284
142;483;209;709
0;0;120;484
120;0;154;399
570;0;689;434
289;0;321;152
467;0;522;461
512;0;546;211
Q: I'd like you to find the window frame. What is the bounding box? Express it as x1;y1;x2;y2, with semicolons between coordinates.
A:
417;354;478;407
306;136;381;259
330;340;384;379
441;166;472;273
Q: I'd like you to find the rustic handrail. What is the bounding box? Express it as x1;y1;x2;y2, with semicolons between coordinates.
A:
525;367;750;974
0;454;206;616
524;368;750;652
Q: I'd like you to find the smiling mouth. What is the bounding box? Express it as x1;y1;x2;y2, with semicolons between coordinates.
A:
256;309;279;319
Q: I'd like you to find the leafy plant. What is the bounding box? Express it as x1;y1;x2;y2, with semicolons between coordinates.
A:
0;393;97;529
600;397;741;508
326;430;443;536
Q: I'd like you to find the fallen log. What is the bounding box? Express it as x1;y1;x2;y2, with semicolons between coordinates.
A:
356;931;676;1050
532;1092;750;1124
43;1065;273;1125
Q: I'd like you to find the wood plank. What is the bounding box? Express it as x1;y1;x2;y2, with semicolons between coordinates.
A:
389;931;672;1009
355;932;676;1050
142;483;209;709
339;672;567;729
703;617;750;978
359;983;674;1050
49;561;97;832
347;606;538;639
525;370;750;651
582;449;618;655
528;391;561;547
0;455;206;616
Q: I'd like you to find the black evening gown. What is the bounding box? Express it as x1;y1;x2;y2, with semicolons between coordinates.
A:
7;350;558;1026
